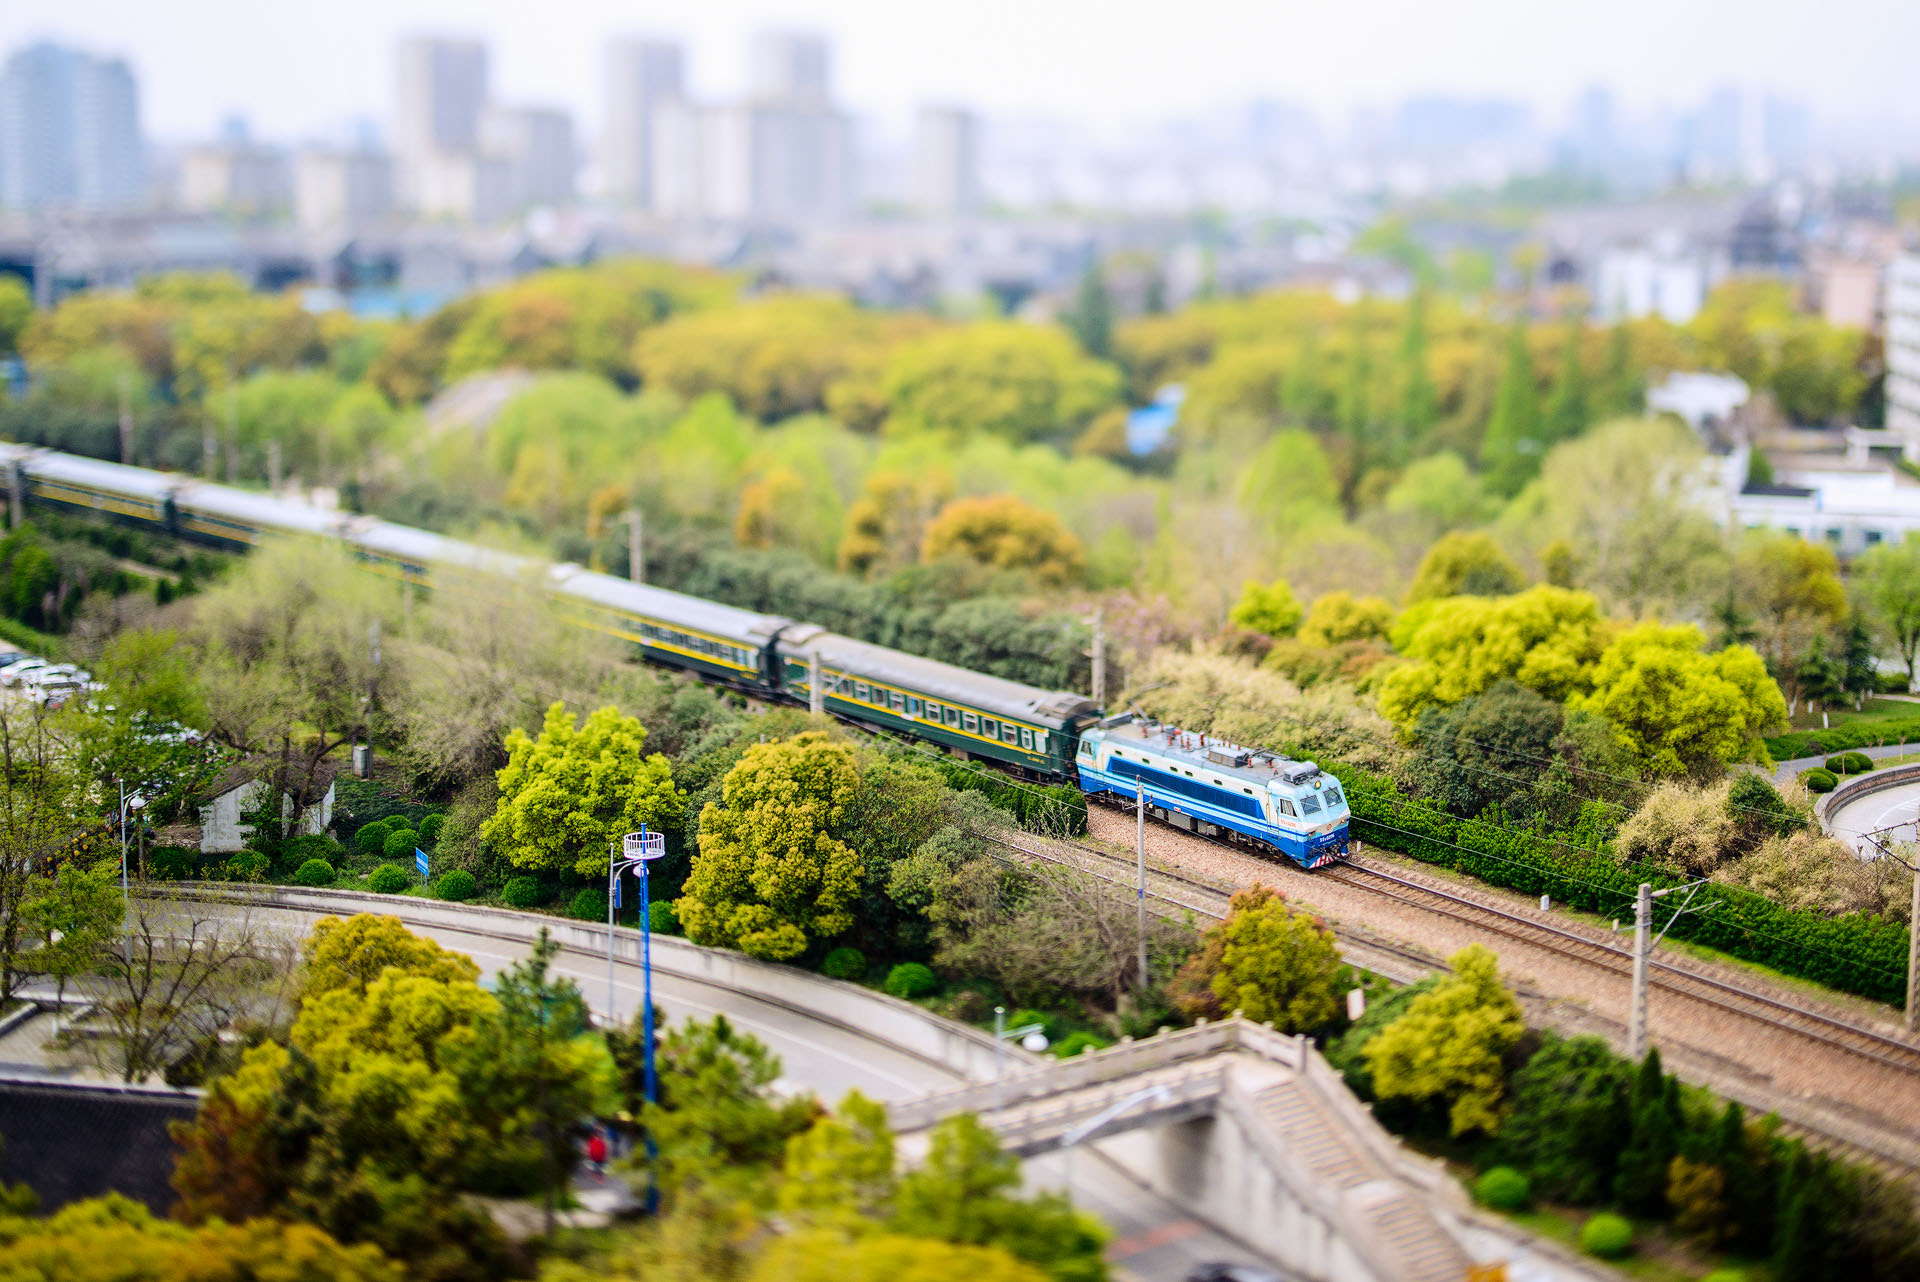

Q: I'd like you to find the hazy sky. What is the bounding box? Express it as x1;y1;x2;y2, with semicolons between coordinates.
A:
4;0;1915;143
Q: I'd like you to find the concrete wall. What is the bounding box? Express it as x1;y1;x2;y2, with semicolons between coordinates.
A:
197;780;335;853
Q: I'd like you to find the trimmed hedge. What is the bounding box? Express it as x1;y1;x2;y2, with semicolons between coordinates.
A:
381;828;420;863
1766;715;1920;762
1334;766;1910;1004
1051;1031;1110;1057
1474;1166;1530;1211
293;858;335;887
368;864;412;894
569;887;608;921
418;813;446;844
1580;1213;1633;1259
434;870;477;902
917;755;1089;835
354;817;402;856
224;851;269;882
1824;751;1873;775
502;876;545;909
150;846;197;880
1800;767;1838;794
822;946;867;980
883;962;938;999
648;900;680;934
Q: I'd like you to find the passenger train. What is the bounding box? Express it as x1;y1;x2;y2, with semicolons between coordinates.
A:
0;444;1349;869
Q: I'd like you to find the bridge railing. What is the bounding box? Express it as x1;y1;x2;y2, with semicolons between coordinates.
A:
886;1015;1304;1132
980;1059;1228;1152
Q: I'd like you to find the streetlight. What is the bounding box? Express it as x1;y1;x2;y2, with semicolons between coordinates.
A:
608;826;666;1213
992;1005;1049;1111
117;786;145;965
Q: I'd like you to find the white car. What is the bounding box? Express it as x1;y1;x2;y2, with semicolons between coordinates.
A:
0;659;51;687
24;665;88;687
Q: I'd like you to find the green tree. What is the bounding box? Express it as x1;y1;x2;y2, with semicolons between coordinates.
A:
1169;884;1342;1031
1593;321;1641;419
1408;682;1564;820
1362;944;1525;1136
1065;262;1113;360
1734;532;1848;715
750;1232;1051;1282
921;495;1087;588
677;732;865;961
1297;591;1394;646
1378;586;1609;732
881;322;1121;441
1481;321;1542;497
1854;534;1920;689
1236;427;1344;536
1571;622;1788;777
779;1090;898;1229
58;629;216;825
1543;316;1589;445
1612;1049;1678;1215
297;913;481;1002
1496;1034;1630;1204
0;274;30;356
1395;290;1438;454
0;707;87;1003
1227;578;1303;638
19;858;124;1017
1404;531;1524;602
482;701;684;876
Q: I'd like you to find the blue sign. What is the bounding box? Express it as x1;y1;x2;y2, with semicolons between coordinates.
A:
415;847;429;879
611;871;622;910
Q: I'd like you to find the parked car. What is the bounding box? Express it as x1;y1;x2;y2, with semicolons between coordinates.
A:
0;658;51;687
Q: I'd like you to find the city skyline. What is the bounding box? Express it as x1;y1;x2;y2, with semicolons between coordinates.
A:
2;0;1916;151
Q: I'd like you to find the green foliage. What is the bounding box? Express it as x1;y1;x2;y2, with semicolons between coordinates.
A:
1726;774;1802;839
1227;578;1302;638
1298;591;1394;646
1580;1212;1633;1259
1169;883;1342;1031
921;494;1087;588
1570;622;1787;777
434;869;478;901
649;899;680;934
1405;531;1524;602
149;846;197;880
368;864;411;894
1051;1031;1109;1058
884;962;939;999
418;813;445;844
749;1232;1051;1282
1481;321;1543;496
1496;1034;1630;1203
1766;714;1920;760
0;273;30;354
569;886;608;920
1474;1166;1531;1211
1854;535;1920;686
822;946;868;980
1801;767;1838;794
1361;944;1525;1137
501;875;545;909
293;858;335;887
223;850;269;882
356;816;403;856
1824;752;1873;775
380;828;419;863
1379;586;1608;731
879;321;1121;441
1408;682;1564;820
1613;1049;1678;1215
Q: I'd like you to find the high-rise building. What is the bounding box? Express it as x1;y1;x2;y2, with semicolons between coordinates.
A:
412;149;513;223
750;31;830;107
0;41;142;212
180;140;291;214
394;36;487;208
602;38;683;207
914;106;980;217
480;105;576;209
1886;255;1920;461
294;148;394;229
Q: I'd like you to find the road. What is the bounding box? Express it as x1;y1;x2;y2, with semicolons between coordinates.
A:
1772;739;1920;788
250;906;1281;1282
1824;774;1920;856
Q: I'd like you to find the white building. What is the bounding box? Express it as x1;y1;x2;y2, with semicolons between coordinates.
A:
1711;447;1920;557
914;105;981;217
198;768;336;854
1886;255;1920;460
479;104;575;209
393;36;488;207
1647;371;1749;434
294;149;393;229
180;141;291;215
0;41;143;212
1593;236;1710;323
411;148;513;223
601;38;683;208
751;30;830;106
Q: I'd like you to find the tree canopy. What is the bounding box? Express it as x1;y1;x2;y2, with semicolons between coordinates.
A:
1363;944;1525;1136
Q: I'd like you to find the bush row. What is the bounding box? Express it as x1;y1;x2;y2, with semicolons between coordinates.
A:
914;755;1089;836
1766;715;1920;762
1333;766;1910;1004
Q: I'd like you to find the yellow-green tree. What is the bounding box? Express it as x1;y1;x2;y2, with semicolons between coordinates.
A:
0;1196;402;1282
1377;586;1610;732
779;1090;898;1230
1733;532;1848;714
1171;884;1342;1031
1298;591;1394;646
1405;531;1524;602
0;274;30;355
1363;944;1524;1136
677;732;865;961
1227;578;1303;638
297;913;481;1002
482;701;684;876
921;494;1087;588
1571;623;1786;777
838;468;954;577
750;1232;1051;1282
880;322;1121;441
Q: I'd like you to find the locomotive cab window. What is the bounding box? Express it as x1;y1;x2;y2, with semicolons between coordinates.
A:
1299;793;1323;815
1275;798;1297;816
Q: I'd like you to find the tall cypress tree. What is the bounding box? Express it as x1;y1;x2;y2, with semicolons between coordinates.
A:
1712;1101;1769;1253
1612;1047;1677;1214
1066;261;1113;360
1479;320;1541;498
1396;291;1438;461
1595;321;1641;419
1281;335;1324;427
1543;314;1589;445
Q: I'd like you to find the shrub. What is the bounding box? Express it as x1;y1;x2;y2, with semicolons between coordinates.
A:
292;858;335;887
501;876;545;909
821;946;867;980
1700;1272;1746;1282
1725;773;1802;838
354;817;400;855
223;850;269;882
150;846;197;880
1799;767;1838;794
435;869;478;902
418;813;446;844
381;828;420;863
648;899;680;934
1052;1031;1111;1058
367;864;412;894
882;962;938;999
1007;1008;1053;1037
1840;751;1873;774
1766;714;1920;761
1579;1213;1633;1259
569;886;608;920
1474;1166;1531;1211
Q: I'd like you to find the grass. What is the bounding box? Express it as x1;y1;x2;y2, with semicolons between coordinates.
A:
1785;696;1920;733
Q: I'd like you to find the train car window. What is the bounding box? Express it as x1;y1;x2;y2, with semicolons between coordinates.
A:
854;682;871;701
1001;723;1016;744
945;706;961;727
1019;728;1034;750
1299;793;1323;815
1035;731;1047;754
890;691;905;712
1275;797;1297;816
962;712;978;732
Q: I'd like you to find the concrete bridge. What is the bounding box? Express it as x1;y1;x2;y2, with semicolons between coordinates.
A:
157;884;1610;1282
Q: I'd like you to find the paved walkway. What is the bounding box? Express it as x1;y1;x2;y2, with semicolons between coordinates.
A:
1771;740;1920;787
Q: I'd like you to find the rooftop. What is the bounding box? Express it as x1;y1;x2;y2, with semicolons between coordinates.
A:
1094;714;1319;790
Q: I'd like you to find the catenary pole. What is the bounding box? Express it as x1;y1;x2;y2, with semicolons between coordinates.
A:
1907;862;1919;1033
1629;882;1651;1059
1136;779;1148;989
627;509;644;584
1090;608;1105;706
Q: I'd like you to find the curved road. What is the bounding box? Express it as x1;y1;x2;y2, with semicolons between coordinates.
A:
1826;776;1920;856
236;900;1278;1282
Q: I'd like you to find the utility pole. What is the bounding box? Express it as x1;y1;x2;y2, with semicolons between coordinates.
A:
117;372;133;465
1136;779;1148;989
627;508;644;584
1090;607;1106;706
809;651;824;716
225;385;239;486
1908;860;1919;1033
1628;878;1716;1059
267;440;282;494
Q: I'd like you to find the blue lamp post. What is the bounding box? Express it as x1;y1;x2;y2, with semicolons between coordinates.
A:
608;825;666;1211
